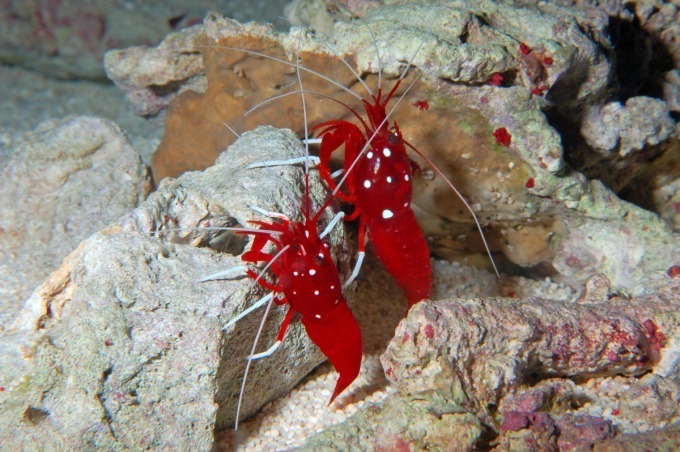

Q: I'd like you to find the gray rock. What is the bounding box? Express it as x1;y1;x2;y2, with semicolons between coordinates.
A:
0;126;351;449
0;116;151;330
299;391;484;451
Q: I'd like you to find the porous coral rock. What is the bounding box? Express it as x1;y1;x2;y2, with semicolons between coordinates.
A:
105;3;678;289
379;272;679;448
581;97;674;158
0;126;351;449
298;391;485;451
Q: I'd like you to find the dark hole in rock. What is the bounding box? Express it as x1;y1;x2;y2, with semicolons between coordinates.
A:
609;4;674;103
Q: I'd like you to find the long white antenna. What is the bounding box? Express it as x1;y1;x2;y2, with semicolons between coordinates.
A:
234;244;290;431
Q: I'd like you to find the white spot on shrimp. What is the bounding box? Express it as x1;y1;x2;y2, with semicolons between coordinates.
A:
363;180;371;189
309;269;316;276
330;285;335;290
367;151;374;159
315;314;321;319
403;202;408;207
405;174;410;181
386;176;393;183
314;290;320;296
383;148;391;157
382;209;394;219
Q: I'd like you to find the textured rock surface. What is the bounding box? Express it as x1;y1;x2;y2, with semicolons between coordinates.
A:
375;272;680;449
105;4;678;289
0;126;351;448
298;391;485;451
581;97;674;159
0;116;151;330
0;0;290;80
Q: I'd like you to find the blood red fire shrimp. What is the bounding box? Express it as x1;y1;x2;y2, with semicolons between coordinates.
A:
221;33;498;311
312;71;498;310
313;85;431;309
165;143;361;430
235;202;362;404
208;45;365;431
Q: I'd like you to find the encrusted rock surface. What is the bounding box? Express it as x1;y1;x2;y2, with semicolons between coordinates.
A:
105;3;678;289
298;391;485;451
374;272;679;449
0;126;351;449
0;116;151;330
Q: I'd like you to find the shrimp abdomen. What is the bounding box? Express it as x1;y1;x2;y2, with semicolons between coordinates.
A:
368;208;431;308
301;300;363;403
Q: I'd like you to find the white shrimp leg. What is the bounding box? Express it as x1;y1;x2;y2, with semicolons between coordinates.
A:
222;292;273;330
319;211;345;239
197;265;248;283
247;340;281;360
317;211;363;289
246;155;320;169
302;137;322;145
342;251;365;290
330;169;344;179
248;205;290;220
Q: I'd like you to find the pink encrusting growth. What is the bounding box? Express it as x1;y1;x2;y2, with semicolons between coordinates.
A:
413;100;429;111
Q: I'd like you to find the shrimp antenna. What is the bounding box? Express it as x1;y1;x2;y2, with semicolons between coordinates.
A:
315;31;374;99
245;89;370;139
234;245;291;431
198;43;363;102
293;29;312;218
402;139;500;277
151;226;281;237
222;121;240;138
365;22;382;93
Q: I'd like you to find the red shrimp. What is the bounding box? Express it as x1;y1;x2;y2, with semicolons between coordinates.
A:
218;42;364;430
313;93;429;308
229;33;497;311
312;57;498;310
237;208;362;405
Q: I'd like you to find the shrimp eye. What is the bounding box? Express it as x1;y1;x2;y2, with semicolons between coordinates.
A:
388;133;399;145
315;253;326;266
